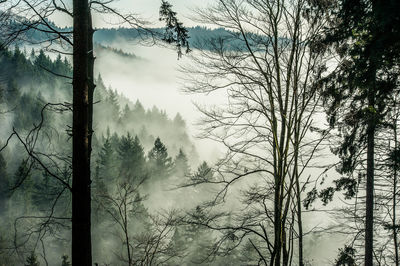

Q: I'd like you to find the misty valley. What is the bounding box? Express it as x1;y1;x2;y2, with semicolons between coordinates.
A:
0;0;399;265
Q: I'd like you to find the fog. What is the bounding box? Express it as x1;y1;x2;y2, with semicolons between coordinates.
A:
93;39;348;265
94;39;225;161
0;23;362;266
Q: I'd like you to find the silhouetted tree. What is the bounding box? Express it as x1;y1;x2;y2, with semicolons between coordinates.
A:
25;252;39;266
335;245;356;266
182;0;328;264
148;137;172;179
118;134;146;181
172;149;190;179
318;0;400;264
61;255;71;266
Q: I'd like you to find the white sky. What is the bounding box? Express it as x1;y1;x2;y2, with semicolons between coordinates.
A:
52;0;214;28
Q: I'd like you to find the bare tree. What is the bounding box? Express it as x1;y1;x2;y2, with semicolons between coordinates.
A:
132;211;184;266
97;180;146;266
181;0;328;265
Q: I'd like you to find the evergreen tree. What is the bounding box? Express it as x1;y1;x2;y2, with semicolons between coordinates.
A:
193;161;213;182
32;170;55;208
61;255;71;266
173;113;185;128
34;50;51;74
12;45;28;74
148;137;172;179
172;148;190;180
29;48;35;62
319;1;400;264
120;104;131;122
25;252;39;266
13;160;33;214
181;206;214;264
107;89;120;119
118;134;146;181
335;245;356;266
96;136;116;189
5;78;20;106
133;100;145;118
53;54;63;74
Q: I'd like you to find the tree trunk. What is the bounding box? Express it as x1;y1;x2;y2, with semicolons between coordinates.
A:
273;164;281;266
365;91;375;266
295;158;304;266
72;0;92;264
88;9;95;160
393;115;399;266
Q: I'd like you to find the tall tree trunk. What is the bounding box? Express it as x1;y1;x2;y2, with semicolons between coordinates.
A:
88;9;95;161
365;90;375;266
282;227;289;266
72;0;92;264
295;177;304;266
393;115;399;266
272;143;280;266
294;137;304;266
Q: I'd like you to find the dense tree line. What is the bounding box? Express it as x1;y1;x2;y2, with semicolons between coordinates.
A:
0;46;206;265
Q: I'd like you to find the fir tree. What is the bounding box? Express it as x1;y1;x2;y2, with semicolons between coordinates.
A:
29;48;35;62
25;252;39;266
61;255;71;266
148;137;172;179
173;113;185;128
172;148;190;179
13;159;33;214
192;161;213;183
133;100;145;117
107;89;120;119
335;245;356;266
118;134;146;181
319;1;400;264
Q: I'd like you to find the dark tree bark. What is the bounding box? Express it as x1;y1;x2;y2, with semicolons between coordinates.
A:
365;85;375;266
88;8;95;161
393;116;399;266
72;0;92;264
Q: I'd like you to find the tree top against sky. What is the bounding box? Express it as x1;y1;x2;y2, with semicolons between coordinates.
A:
48;0;214;28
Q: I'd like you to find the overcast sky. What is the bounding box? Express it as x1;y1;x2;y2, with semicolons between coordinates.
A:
52;0;214;28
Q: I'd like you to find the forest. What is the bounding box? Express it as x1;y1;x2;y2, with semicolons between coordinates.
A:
0;0;399;265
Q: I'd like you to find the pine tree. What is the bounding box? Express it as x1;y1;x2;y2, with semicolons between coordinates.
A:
25;252;39;266
172;149;190;179
148;137;172;179
335;245;356;266
53;54;63;74
61;255;71;266
183;206;214;264
94;136;115;194
5;78;20;106
118;134;146;181
121;104;131;122
133;100;145;117
173;113;185;128
34;50;51;72
13;160;33;214
319;1;400;264
29;48;35;62
107;89;120;119
193;161;213;183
